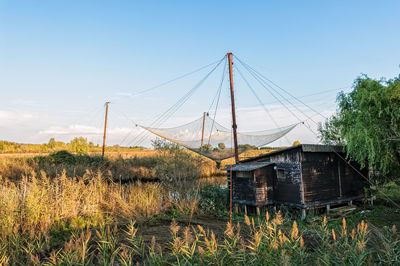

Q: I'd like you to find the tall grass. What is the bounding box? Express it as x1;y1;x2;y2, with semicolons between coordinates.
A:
0;172;164;239
1;208;398;265
0;150;223;182
0;149;398;264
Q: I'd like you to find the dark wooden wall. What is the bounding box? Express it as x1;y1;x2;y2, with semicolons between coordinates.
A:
232;146;368;208
273;162;302;205
232;171;255;205
254;166;274;205
241;148;304;207
301;152;340;203
301;152;368;205
256;148;303;206
268;148;302;163
339;156;368;198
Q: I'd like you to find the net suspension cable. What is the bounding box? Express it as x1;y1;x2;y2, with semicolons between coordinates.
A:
115;56;226;146
114;55;225;146
132;56;226;147
234;55;328;120
235;55;328;122
236;59;321;137
238;59;318;125
127;56;227;147
207;60;228;114
114;54;341;149
111;58;224;105
207;58;228;146
136;57;297;162
234;64;292;144
126;58;225;147
125;56;226;147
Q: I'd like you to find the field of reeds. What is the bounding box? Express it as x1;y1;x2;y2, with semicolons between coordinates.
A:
0;151;221;183
0;148;399;265
0;146;271;179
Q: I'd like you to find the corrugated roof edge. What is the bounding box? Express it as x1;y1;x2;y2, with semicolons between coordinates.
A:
240;144;345;163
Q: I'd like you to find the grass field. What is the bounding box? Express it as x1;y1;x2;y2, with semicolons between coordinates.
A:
0;151;399;264
0;148;273;181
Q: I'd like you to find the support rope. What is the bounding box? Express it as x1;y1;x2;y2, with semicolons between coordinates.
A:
112;59;224;104
235;56;328;121
126;56;226;147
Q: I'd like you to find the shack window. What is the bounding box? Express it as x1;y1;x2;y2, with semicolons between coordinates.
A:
236;171;252;178
277;169;286;181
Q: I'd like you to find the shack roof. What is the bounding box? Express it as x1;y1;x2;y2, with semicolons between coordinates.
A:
223;161;274;171
240;144;344;163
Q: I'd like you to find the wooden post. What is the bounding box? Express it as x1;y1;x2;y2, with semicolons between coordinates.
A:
102;102;110;158
338;159;343;198
200;112;206;153
230;165;233;223
227;52;239;164
189;112;208;225
301;209;306;220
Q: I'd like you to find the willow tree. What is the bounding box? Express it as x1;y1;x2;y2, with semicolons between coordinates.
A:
318;74;400;179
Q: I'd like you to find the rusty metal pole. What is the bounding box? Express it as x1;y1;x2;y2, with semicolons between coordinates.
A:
200;112;206;153
102;102;110;158
227;53;239;163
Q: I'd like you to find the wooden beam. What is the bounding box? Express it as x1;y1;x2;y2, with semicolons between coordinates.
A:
227;53;239;164
102;102;110;158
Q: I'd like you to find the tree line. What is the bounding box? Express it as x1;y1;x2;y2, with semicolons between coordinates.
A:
0;137;143;154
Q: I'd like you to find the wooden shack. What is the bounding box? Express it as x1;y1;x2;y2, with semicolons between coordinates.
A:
227;144;368;215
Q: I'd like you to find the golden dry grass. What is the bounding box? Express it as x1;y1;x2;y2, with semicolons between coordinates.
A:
0;173;165;238
0;148;276;179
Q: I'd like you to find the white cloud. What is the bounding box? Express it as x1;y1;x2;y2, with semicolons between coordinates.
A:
0;110;35;126
38;125;102;136
11;99;39;107
37;124;145;146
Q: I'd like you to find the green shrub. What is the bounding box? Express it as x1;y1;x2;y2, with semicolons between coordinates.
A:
49;150;76;164
198;185;228;217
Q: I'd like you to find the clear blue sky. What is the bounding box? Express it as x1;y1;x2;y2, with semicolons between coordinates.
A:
1;0;399;146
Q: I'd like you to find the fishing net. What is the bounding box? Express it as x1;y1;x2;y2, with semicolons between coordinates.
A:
140;114;297;163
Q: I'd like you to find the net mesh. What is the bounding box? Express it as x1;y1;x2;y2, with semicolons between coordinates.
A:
140;114;297;162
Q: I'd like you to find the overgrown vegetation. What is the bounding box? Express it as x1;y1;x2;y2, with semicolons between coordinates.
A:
318;74;400;181
0;146;399;264
0;149;222;182
0;187;399;266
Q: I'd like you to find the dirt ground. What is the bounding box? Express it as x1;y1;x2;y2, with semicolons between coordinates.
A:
136;215;229;245
133;202;400;248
